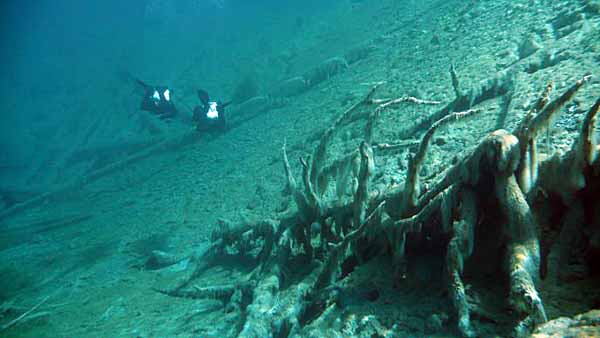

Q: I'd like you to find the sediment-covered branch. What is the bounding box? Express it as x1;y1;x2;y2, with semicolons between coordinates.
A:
400;108;481;215
398;69;514;139
514;75;591;193
446;188;477;337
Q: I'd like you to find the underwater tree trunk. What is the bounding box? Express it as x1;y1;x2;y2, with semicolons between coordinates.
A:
154;76;598;337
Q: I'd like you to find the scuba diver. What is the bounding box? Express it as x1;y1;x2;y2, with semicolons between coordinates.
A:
192;89;231;131
131;74;231;131
135;78;178;119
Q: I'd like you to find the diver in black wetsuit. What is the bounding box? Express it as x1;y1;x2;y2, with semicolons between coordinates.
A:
135;78;178;119
132;76;231;130
192;89;231;131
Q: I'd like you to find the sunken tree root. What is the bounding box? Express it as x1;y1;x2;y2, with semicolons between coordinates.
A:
156;73;599;337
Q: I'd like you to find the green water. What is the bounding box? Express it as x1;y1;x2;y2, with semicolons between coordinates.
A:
1;0;599;337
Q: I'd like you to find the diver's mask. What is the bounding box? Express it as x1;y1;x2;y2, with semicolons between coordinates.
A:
151;88;172;105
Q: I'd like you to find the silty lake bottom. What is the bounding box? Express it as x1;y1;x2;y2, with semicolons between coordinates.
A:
0;0;600;337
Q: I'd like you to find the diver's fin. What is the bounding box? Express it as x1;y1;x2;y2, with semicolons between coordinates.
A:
135;78;151;89
197;89;210;106
221;100;232;108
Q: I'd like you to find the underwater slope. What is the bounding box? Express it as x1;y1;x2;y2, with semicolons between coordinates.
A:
1;0;600;337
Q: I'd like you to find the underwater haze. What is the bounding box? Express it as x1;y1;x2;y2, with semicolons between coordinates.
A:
1;0;600;337
0;0;337;198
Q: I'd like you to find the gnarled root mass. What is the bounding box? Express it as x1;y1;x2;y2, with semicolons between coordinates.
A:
156;73;599;337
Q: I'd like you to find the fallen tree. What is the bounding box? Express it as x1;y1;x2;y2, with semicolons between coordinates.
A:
156;72;599;337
